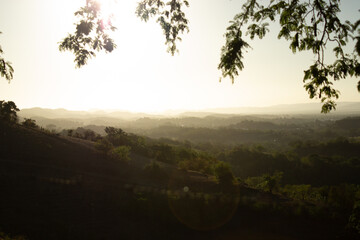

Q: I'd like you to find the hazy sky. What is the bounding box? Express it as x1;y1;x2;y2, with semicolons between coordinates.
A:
0;0;359;113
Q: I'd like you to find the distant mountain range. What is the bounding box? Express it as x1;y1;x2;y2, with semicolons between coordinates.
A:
19;107;162;120
190;102;360;115
19;102;360;121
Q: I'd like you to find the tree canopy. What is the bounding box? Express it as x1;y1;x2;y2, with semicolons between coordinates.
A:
58;0;117;68
0;32;14;82
0;100;19;123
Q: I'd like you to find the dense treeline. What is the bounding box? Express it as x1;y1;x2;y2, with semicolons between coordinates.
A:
58;123;360;238
126;116;360;151
218;138;360;186
2;100;360;239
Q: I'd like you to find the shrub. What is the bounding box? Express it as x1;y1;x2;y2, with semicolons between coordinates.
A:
95;138;113;153
109;145;131;163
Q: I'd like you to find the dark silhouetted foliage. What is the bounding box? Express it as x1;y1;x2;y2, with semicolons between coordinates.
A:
143;161;168;181
0;100;19;123
0;32;14;82
95;138;113;153
214;161;237;189
136;0;189;55
58;0;117;68
21;118;38;129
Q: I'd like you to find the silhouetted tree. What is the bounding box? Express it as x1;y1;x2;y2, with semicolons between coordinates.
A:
22;118;38;129
0;100;19;123
0;32;14;82
67;129;74;137
83;129;97;141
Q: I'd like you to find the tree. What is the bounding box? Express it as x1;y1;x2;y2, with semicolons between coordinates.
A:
263;171;283;194
104;127;129;146
62;0;359;113
21;118;38;129
214;161;237;187
83;129;98;141
0;32;14;82
0;100;19;123
109;145;131;163
348;200;360;235
95;138;113;153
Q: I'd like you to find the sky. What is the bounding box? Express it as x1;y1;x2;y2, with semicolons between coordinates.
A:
0;0;359;113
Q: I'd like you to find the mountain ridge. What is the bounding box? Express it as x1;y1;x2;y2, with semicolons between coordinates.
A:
19;102;360;120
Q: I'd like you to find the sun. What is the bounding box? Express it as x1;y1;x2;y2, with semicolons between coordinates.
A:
97;0;116;19
94;0;138;26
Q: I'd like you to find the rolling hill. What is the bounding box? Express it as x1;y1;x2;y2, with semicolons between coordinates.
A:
0;121;354;239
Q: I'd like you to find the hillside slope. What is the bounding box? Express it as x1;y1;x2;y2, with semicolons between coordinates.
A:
0;122;350;240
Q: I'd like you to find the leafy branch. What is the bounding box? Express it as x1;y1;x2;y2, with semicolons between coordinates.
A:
218;0;360;113
58;0;117;68
0;32;14;82
136;0;190;55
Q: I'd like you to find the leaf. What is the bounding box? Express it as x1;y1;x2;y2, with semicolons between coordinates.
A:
355;37;360;56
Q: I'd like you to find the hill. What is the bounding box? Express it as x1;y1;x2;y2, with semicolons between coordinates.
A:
0;121;356;239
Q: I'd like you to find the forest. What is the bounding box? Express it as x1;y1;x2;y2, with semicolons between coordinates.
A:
1;101;360;239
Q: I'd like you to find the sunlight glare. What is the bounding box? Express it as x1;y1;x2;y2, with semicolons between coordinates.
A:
96;0;118;23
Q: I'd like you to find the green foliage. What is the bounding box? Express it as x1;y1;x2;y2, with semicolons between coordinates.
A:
64;127;100;141
108;145;131;163
59;0;117;68
104;127;128;145
0;100;19;123
178;155;217;174
136;0;189;55
103;127;150;156
0;231;27;240
349;200;360;235
143;161;168;180
217;0;360;113
0;32;14;82
214;161;236;187
82;129;98;141
95;138;113;153
151;143;177;164
218;21;251;84
21;118;38;129
280;184;312;201
245;171;283;193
